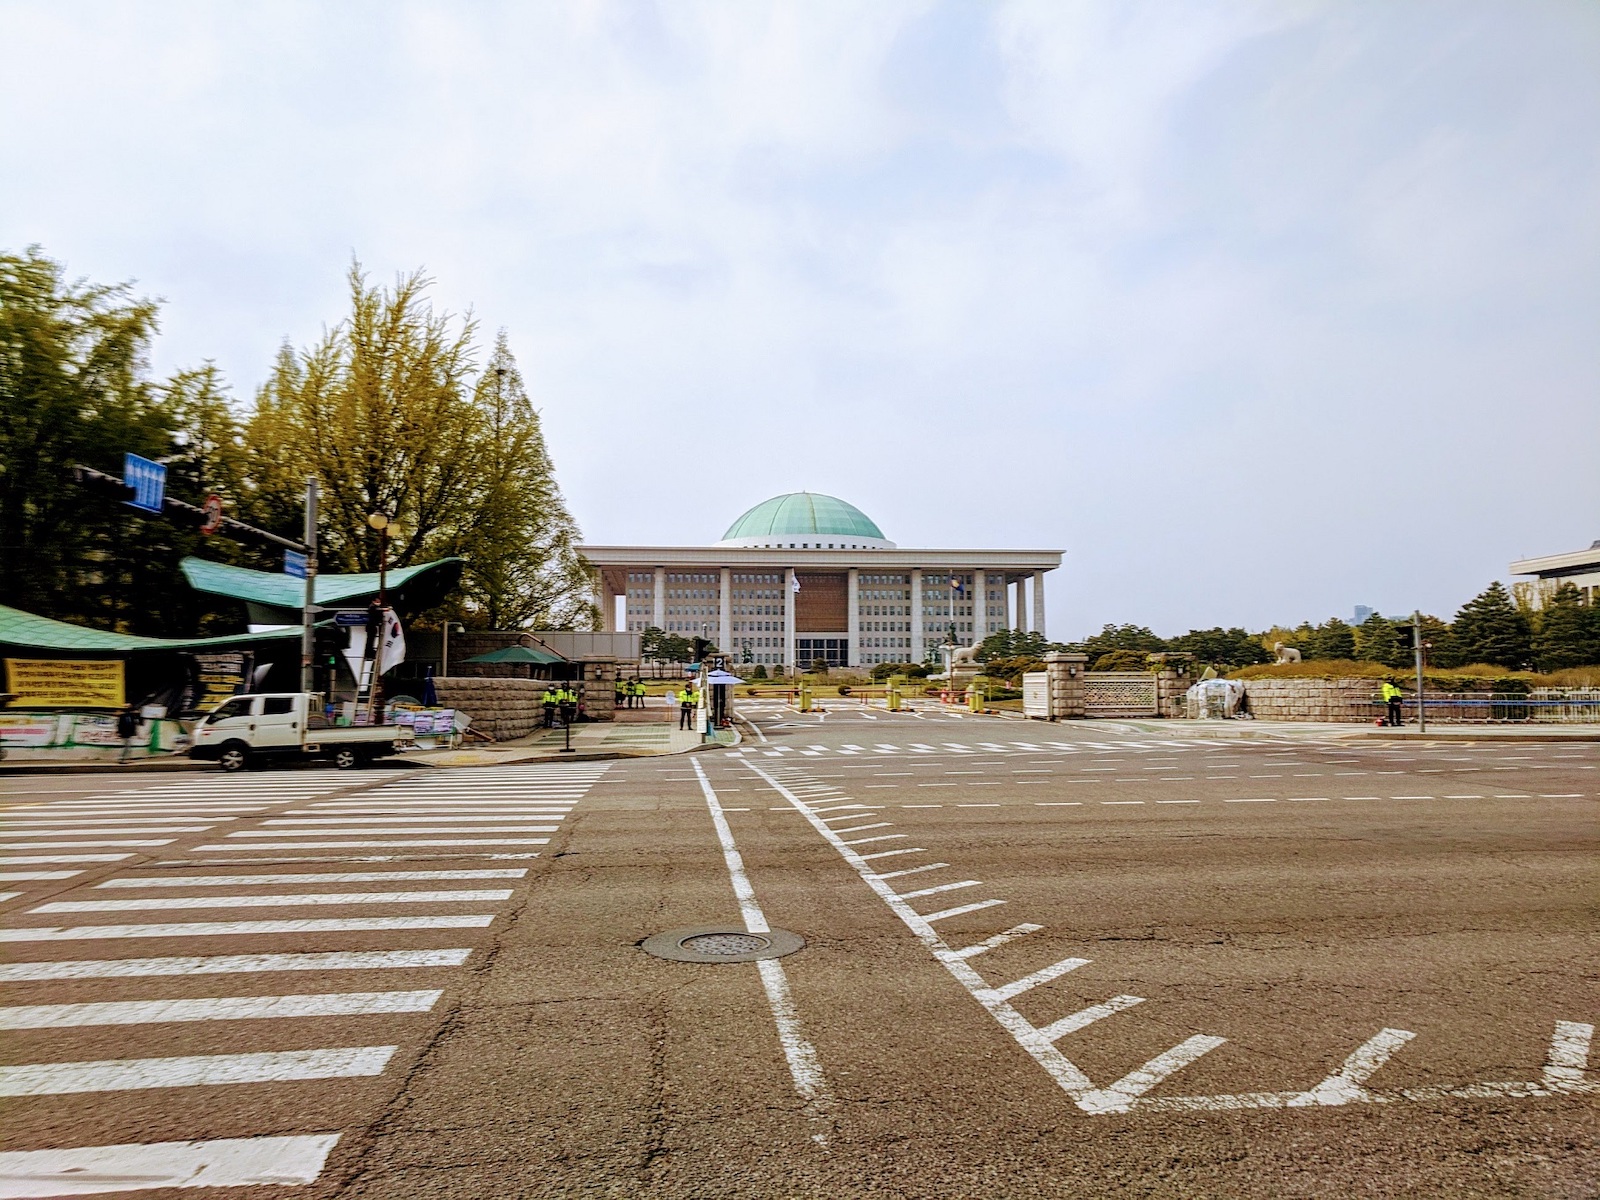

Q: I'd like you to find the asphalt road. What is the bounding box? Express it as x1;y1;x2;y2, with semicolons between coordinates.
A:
1;707;1595;1198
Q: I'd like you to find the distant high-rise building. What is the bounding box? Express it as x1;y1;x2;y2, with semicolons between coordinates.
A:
1353;605;1375;625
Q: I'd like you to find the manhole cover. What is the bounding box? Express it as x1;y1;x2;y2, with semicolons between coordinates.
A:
641;926;805;964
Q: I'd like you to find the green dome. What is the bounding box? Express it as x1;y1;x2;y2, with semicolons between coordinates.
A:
718;493;893;548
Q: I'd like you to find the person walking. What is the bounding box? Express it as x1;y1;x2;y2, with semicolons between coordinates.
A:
541;684;558;729
1380;680;1404;727
116;704;141;762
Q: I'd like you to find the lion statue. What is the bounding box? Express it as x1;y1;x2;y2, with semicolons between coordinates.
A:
1273;642;1302;664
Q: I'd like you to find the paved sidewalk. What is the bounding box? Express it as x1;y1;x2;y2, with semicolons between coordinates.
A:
1114;718;1600;742
401;722;726;767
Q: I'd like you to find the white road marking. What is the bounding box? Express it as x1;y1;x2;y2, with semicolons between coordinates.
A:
856;847;928;861
2;829;206;838
839;834;905;846
983;957;1091;1003
195;840;551;850
871;863;950;881
921;898;1006;922
1078;1035;1229;1114
689;759;832;1135
97;870;528;888
0;989;444;1028
0;1133;340;1196
0;916;494;941
0;1046;398;1096
0;870;82;881
0;840;173;849
0;949;472;983
1544;1021;1593;1088
32;890;513;913
1036;995;1146;1041
226;827;556;836
829;823;893;835
0;854;130;864
949;923;1044;959
895;880;981;901
1304;1028;1416;1104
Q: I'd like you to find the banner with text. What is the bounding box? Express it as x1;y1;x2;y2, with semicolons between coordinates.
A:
4;659;126;708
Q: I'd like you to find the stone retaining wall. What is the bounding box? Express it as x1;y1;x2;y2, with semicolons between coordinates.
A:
432;678;547;741
1237;678;1384;723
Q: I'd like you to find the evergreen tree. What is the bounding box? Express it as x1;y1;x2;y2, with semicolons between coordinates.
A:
1532;584;1600;671
1307;618;1355;660
1168;627;1271;667
453;333;595;629
1082;623;1167;659
1452;582;1533;668
1355;614;1404;667
1416;614;1458;668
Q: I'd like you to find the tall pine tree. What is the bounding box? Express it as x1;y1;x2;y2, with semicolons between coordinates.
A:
1452;582;1532;669
1532;583;1600;671
1355;614;1405;667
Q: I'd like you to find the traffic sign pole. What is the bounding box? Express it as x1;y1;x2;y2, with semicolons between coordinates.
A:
301;478;318;693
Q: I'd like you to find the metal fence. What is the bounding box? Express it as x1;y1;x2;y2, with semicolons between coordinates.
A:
1401;689;1600;724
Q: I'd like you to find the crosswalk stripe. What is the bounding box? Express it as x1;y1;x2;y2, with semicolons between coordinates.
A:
0;1133;341;1195
97;870;528;889
196;839;551;850
0;916;495;941
0;990;444;1028
0;1046;398;1096
0;950;473;982
34;889;514;913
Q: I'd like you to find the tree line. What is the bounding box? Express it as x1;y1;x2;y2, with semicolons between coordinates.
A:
1062;580;1599;674
0;247;594;635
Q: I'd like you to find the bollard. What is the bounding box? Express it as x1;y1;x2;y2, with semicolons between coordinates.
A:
967;684;982;713
798;682;811;713
887;684;901;712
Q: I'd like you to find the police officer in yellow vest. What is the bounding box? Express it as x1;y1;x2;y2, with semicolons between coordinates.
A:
1380;680;1404;727
541;684;559;728
678;684;698;730
558;685;578;728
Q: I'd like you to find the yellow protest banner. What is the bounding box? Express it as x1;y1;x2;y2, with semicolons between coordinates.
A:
4;659;126;708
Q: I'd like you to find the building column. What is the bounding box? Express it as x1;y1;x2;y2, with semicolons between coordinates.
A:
847;567;860;668
1014;578;1028;633
971;569;985;644
1032;571;1047;637
719;568;732;658
910;569;924;665
783;567;797;674
652;568;665;630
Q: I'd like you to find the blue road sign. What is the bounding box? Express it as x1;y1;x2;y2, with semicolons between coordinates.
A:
284;550;308;578
122;453;166;514
334;612;369;627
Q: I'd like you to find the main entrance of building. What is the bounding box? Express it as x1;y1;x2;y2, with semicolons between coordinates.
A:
795;637;848;669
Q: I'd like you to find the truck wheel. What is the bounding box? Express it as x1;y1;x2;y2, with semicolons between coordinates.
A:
334;748;362;770
218;742;251;773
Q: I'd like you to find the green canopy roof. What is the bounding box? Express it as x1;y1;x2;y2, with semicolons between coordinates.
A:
0;604;303;655
719;493;890;545
464;645;564;665
181;556;464;610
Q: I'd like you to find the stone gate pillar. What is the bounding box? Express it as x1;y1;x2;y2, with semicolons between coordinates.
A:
1044;651;1088;719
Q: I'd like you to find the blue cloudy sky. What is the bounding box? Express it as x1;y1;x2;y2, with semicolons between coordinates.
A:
3;1;1597;639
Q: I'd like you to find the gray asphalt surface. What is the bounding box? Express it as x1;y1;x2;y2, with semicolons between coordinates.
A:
1;709;1595;1198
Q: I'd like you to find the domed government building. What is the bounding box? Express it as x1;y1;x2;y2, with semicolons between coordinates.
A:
581;494;1061;670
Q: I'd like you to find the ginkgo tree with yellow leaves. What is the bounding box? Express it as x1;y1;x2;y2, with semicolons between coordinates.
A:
240;263;596;630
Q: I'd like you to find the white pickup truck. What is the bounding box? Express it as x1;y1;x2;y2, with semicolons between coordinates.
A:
189;692;413;771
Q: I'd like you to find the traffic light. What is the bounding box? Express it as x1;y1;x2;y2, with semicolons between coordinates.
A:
71;465;136;503
692;637;709;663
